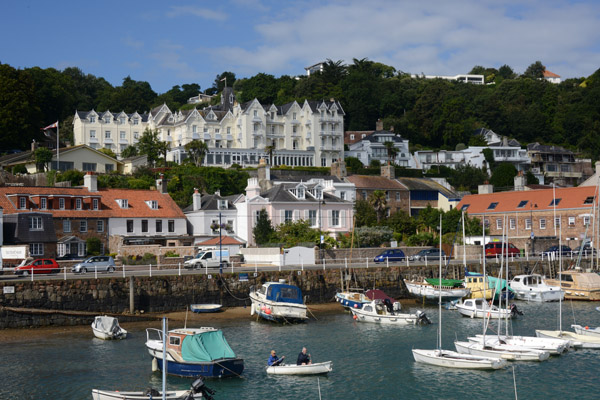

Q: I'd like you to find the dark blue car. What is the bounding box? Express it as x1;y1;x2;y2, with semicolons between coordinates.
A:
374;249;406;263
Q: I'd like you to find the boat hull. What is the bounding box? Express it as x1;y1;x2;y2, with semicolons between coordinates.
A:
454;341;550;361
335;292;370;309
412;349;507;369
190;304;223;313
571;324;600;338
535;330;600;349
468;335;569;355
350;308;422;325
150;352;244;378
249;293;307;323
91;389;198;400
266;361;332;375
513;289;564;302
404;280;470;303
455;306;513;319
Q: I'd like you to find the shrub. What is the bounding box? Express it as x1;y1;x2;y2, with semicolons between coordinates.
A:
164;250;180;257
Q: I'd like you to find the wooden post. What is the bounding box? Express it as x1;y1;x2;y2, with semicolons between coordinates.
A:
129;276;135;314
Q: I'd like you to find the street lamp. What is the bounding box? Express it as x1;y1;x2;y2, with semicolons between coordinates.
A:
318;198;326;264
530;202;538;254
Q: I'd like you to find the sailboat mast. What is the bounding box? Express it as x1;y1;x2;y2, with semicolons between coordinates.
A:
482;215;487;343
462;210;467;270
559;213;563;333
438;215;443;350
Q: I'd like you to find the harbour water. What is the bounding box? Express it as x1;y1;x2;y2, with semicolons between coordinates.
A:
1;300;599;399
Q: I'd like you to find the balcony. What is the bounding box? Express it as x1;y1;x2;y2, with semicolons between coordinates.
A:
192;132;200;140
226;134;233;141
215;134;222;140
252;130;264;136
203;133;211;140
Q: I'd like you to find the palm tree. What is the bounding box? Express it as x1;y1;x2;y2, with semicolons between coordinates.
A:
264;144;275;165
384;141;398;165
185;140;209;166
369;190;388;223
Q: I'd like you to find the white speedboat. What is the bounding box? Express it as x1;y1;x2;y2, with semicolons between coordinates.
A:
350;299;430;325
91;316;127;340
509;274;564;302
571;324;600;338
412;349;507;370
250;281;307;323
266;361;333;375
454;340;550;361
404;279;470;303
467;334;569;355
92;378;212;400
536;329;600;349
455;298;516;319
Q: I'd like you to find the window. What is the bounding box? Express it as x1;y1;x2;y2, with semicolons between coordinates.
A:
568;217;575;226
146;200;158;209
29;216;43;230
97;220;104;232
83;163;97;172
93;198;99;210
332;210;340;226
550;198;561;206
133;118;139;125
105;131;111;139
293;112;297;120
488;202;498;210
134;132;139;139
340;191;346;200
120;131;126;139
461;204;470;211
496;219;502;229
525;218;532;230
284;210;293;223
63;220;71;233
362;190;367;199
30;243;43;256
385;191;390;201
584;196;595;204
59;198;65;210
119;117;126;124
90;130;96;138
76;198;82;210
517;200;528;208
19;197;26;209
126;220;134;233
297;187;305;199
104;116;111;123
509;218;516;230
350;134;355;140
40;197;47;209
117;199;128;208
584;216;591;226
396;192;400;201
168;220;175;232
211;219;219;234
315;188;322;200
156;220;162;232
227;220;234;233
218;200;227;210
253;110;258;117
555;217;561;227
89;116;96;123
141;220;148;233
80;220;87;232
540;218;546;229
105;164;114;172
308;210;317;227
321;158;327;167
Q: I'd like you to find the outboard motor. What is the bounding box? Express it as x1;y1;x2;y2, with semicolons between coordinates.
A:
144;388;160;397
383;298;394;313
510;303;523;317
187;377;216;400
416;310;432;325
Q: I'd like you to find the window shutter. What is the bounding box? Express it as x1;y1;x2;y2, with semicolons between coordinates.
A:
280;210;285;223
341;210;346;228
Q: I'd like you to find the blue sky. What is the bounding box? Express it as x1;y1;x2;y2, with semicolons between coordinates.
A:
2;0;600;94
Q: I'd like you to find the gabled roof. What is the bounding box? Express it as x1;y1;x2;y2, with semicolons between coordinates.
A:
197;236;245;246
345;175;406;190
182;193;237;213
544;70;560;78
396;177;456;198
359;130;404;144
457;186;597;215
260;183;348;203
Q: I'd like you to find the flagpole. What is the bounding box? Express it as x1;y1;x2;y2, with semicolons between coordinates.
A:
56;121;60;170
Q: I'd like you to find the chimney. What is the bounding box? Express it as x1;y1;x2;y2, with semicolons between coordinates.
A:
192;188;202;211
84;171;98;192
478;181;494;194
595;161;600;176
246;177;261;198
376;119;383;131
330;160;347;179
381;164;395;180
156;173;168;194
257;158;272;191
31;139;38;153
514;171;526;191
390;125;394;132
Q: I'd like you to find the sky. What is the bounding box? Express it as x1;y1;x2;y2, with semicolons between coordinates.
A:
2;0;600;94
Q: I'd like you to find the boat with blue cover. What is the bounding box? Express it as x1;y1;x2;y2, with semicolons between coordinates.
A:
335;289;370;309
145;327;244;378
250;280;308;322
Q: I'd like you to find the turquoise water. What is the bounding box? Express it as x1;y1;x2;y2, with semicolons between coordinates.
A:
1;301;599;399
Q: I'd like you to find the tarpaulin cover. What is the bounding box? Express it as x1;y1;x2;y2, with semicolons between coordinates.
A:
181;330;237;362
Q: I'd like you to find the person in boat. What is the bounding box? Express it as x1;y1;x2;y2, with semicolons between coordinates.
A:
297;347;312;365
268;350;285;366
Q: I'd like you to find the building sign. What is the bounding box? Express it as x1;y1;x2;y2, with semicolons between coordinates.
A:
1;246;28;259
239;273;248;282
3;286;15;294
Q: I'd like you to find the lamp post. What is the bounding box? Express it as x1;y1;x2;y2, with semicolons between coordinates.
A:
318;197;325;264
219;212;223;275
530;202;537;254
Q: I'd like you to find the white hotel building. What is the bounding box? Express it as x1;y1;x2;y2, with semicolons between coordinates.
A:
73;89;346;168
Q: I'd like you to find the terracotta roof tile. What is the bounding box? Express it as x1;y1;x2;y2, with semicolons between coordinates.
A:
197;236;244;246
543;70;560;78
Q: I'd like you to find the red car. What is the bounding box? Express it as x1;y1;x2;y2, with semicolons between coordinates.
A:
14;258;60;276
485;242;520;258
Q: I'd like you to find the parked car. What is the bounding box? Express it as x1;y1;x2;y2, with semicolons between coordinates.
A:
71;256;116;273
184;249;230;269
374;249;406;263
409;248;446;261
572;242;596;257
542;245;572;257
14;259;60;275
485;242;520;258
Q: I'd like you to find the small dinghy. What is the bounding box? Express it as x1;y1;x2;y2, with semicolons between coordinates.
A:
92;316;127;340
190;304;223;313
92;377;214;400
266;361;332;375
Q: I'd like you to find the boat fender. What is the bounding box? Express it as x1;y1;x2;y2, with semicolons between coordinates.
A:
354;304;358;308
250;305;255;316
151;357;158;372
353;315;357;320
266;308;272;315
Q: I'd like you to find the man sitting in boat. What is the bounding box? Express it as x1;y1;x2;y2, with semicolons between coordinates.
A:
268;350;285;366
297;347;312;365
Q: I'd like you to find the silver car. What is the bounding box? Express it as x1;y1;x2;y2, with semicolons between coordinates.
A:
71;256;116;273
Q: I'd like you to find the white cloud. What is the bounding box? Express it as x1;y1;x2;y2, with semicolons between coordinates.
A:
166;5;227;21
122;36;144;50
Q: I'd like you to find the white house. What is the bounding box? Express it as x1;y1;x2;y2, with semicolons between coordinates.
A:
346;129;411;167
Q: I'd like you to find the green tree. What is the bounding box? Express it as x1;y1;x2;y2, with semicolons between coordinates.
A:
120;145;138;158
384;141;398;165
368;190;388;224
490;162;518;189
137;127;165;166
523;61;546;79
525;170;539;185
34;147;53;172
264;145;275;165
497;64;516;80
98;147;117;159
184;140;209;166
272;220;321;247
86;237;102;256
253;209;275;245
354;199;377;227
57;170;84;186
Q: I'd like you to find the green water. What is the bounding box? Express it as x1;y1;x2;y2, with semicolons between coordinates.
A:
1;301;599;399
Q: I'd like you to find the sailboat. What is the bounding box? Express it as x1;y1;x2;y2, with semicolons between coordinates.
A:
412;216;508;370
455;215;550;362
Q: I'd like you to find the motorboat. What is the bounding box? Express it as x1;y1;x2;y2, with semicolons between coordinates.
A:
145;327;244;378
535;329;600;349
454;340;550;361
545;269;600;301
464;272;493;300
403;278;470;303
266;361;333;375
350;299;430;325
412;349;507;370
92;377;213;400
467;334;569;355
571;324;600;338
190;304;223;313
455;298;520;319
487;276;515;303
250;281;307;323
91;316;127;340
509;274;564;302
335;290;370;309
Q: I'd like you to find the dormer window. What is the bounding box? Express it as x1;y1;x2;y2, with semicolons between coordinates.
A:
254;110;258;117
119;117;126;124
93;198;99;210
297;187;305;199
133;118;139;125
89;116;96;123
117;199;128;208
218;200;227;210
293;112;297;120
40;197;47;210
104;116;111;123
146;200;158;209
19;196;27;209
315;188;322;200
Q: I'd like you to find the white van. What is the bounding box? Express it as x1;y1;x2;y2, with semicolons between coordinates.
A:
184;249;230;269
